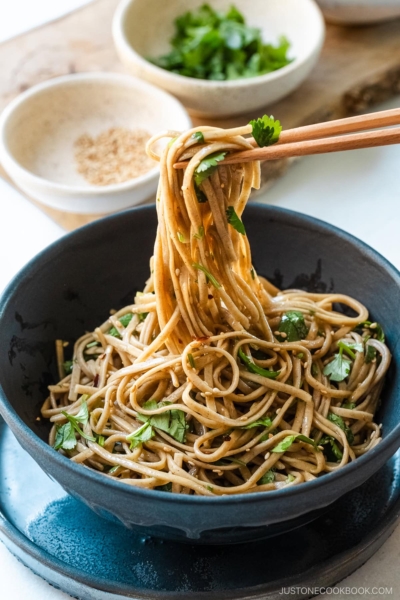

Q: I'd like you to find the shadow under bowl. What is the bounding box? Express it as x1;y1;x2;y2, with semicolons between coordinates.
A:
0;204;400;544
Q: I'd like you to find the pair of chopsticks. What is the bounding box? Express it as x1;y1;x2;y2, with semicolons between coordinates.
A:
173;108;400;169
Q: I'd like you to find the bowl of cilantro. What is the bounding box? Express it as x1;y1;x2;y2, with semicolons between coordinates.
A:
113;0;325;117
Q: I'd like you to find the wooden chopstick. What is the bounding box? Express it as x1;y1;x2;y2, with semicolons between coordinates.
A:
173;108;400;169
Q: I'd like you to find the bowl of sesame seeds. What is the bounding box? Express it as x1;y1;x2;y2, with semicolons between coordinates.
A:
0;72;191;214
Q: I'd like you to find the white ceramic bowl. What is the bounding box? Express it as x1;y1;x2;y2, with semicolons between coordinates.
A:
113;0;325;118
0;73;191;214
316;0;400;24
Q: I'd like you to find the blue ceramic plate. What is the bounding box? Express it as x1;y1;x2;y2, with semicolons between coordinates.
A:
1;417;400;599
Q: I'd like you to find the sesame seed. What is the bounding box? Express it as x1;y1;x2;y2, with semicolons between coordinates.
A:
273;347;280;352
175;268;180;276
276;408;281;414
268;433;274;439
304;362;308;368
279;332;287;338
264;452;270;460
246;448;251;452
370;323;377;329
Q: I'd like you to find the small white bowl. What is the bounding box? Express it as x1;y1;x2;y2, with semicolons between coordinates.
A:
0;72;191;214
113;0;325;118
316;0;400;24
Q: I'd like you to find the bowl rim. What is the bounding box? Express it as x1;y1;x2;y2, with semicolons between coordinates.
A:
0;72;191;196
1;203;400;506
112;0;325;90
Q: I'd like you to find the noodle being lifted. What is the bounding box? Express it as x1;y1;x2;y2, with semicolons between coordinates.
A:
42;117;391;495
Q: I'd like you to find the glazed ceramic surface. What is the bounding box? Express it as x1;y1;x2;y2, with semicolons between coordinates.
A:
0;73;191;214
0;205;400;544
113;0;325;117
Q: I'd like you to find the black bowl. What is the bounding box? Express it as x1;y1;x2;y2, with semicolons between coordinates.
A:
1;204;400;545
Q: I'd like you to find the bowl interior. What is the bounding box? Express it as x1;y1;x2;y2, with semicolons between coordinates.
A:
123;0;321;72
1;204;400;447
2;75;189;187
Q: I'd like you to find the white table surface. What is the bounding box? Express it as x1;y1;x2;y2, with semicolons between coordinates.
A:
1;3;400;599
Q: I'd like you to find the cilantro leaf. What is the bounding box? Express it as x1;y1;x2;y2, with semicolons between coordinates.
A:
238;348;280;379
258;470;275;485
226;206;246;235
61;399;96;444
356;321;385;343
137;399;188;443
63;360;73;375
192;263;221;288
328;412;354;445
342;402;356;410
54;421;76;451
323;352;351;382
277;311;308;342
156;482;173;492
194;152;226;186
272;434;318;453
365;343;376;364
337;340;363;360
319;435;343;462
250;115;282;148
150;6;291;81
126;421;155;449
192;131;205;143
242;416;272;429
188;353;196;369
194;184;208;203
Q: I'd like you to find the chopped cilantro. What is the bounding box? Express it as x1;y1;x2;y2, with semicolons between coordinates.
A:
328;412;354;445
342;402;356;410
242;416;272;429
319;435;343;462
188;353;196;369
193;226;205;240
277;311;308;342
250;114;282;147
194;151;226;186
337;340;363;360
226;206;246;235
365;343;377;364
194;184;208;203
272;434;318;453
192;131;205;143
192;263;221;288
258;470;275;485
150;5;291;81
323;346;352;382
126;421;155;449
137;399;188;443
238;348;280;379
156;482;173;492
86;341;100;348
63;360;73;375
55;399;95;450
356;321;385;343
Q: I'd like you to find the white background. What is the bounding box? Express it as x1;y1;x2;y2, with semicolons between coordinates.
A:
1;2;400;599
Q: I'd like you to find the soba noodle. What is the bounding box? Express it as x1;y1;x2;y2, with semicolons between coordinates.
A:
42;122;391;496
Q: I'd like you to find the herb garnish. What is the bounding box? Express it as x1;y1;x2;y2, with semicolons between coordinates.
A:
188;353;197;369
63;360;73;375
54;399;95;451
226;206;246;235
108;313;134;338
238;348;280;379
242;416;272;429
319;436;343;462
137;399;188;443
250;115;282;148
194;152;227;186
272;434;319;453
150;5;291;81
195;184;208;203
192;263;221;288
328;412;354;445
126;421;155;449
323;345;352;382
192;131;205;143
277;311;308;342
258;470;275;485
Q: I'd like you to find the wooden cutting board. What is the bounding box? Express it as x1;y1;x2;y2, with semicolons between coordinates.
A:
1;0;400;231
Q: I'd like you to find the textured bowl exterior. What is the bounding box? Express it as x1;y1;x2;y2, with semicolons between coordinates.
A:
0;204;400;544
316;0;400;24
113;0;325;117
